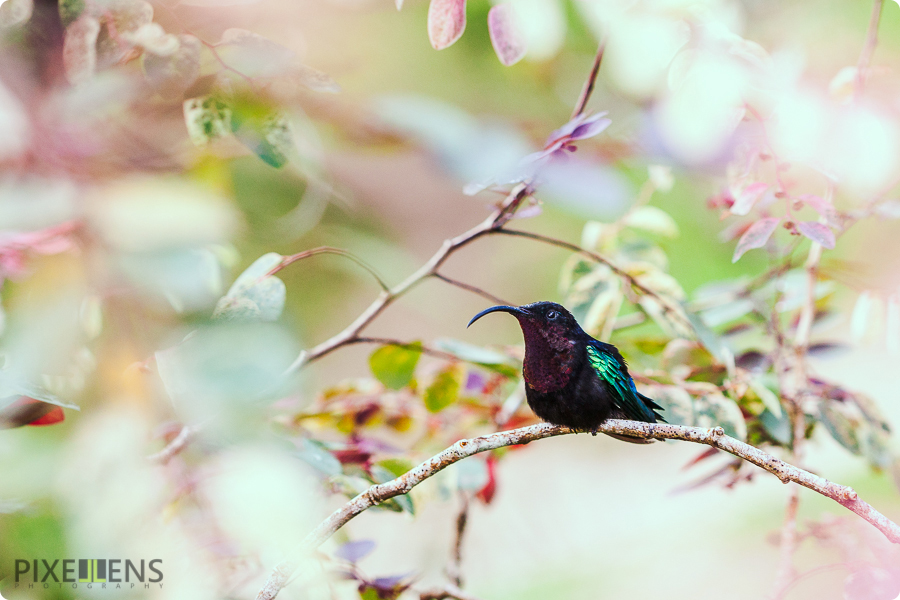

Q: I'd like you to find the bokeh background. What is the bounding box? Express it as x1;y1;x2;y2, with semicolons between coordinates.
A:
1;0;900;598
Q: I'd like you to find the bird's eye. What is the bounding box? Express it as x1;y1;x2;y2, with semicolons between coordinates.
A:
547;310;559;320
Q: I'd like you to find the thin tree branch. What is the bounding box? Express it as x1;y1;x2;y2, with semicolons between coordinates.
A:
770;488;801;599
267;247;390;292
255;420;900;600
855;0;885;98
491;228;695;335
432;272;512;306
572;40;606;119
446;495;469;588
347;337;460;363
283;186;531;374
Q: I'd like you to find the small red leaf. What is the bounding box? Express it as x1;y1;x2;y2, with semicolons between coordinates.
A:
797;221;836;249
487;4;526;66
475;455;497;504
732;217;780;262
427;0;466;50
28;406;65;426
0;397;66;429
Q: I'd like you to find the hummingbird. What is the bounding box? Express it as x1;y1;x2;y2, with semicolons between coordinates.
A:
468;301;665;434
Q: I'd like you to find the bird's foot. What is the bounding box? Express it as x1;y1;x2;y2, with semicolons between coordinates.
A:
590;428;598;437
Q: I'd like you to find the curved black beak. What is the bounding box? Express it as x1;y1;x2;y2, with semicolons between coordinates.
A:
467;305;528;328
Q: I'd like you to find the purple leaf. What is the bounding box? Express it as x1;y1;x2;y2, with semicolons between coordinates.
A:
570;115;612;141
797;221;836;249
428;0;466;50
729;182;769;216
372;575;409;590
547;112;609;144
732;217;780;263
335;540;376;563
488;4;526;66
464;371;486;393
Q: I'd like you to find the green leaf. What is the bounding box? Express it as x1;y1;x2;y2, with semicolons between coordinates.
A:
370;465;415;514
375;458;414;478
183;95;233;146
424;363;463;413
213;253;286;323
232;109;292;168
295;439;342;476
432;338;518;376
819;401;862;455
454;458;489;491
359;586;382;600
694;391;747;441
369;344;421;390
622;206;679;238
749;379;782;418
392;493;415;515
760;408;792;445
59;0;85;26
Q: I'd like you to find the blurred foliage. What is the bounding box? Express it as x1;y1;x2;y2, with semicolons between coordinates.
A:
1;0;900;598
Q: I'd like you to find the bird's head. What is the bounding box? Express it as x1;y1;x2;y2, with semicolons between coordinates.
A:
468;301;582;349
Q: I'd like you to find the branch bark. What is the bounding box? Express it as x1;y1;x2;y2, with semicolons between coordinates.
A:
255;420;900;600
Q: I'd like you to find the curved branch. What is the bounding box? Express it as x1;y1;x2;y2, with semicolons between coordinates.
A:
348;337;460;363
283;185;531;373
492;228;695;335
255;420;900;600
268;247;390;292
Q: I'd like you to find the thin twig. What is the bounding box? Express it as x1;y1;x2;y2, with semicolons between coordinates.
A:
254;420;900;600
267;247;390;292
572;40;606;120
446;495;469;588
770;488;801;599
491;228;695;335
855;0;885;98
348;337;460;363
283;186;531;373
147;424;199;464
433;272;513;306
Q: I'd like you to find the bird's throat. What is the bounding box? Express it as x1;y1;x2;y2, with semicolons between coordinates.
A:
520;324;577;394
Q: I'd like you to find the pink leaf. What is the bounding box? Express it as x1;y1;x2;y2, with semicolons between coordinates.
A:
797;221;836;249
427;0;466;50
732;217;780;263
488;4;526;66
730;182;769;216
798;194;839;225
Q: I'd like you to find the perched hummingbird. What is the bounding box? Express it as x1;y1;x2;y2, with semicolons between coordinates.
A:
468;301;665;434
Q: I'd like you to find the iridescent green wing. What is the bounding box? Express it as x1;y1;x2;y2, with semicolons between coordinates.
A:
586;343;659;423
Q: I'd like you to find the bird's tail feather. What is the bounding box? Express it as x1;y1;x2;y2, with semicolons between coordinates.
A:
603;432;656;444
639;393;667;423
